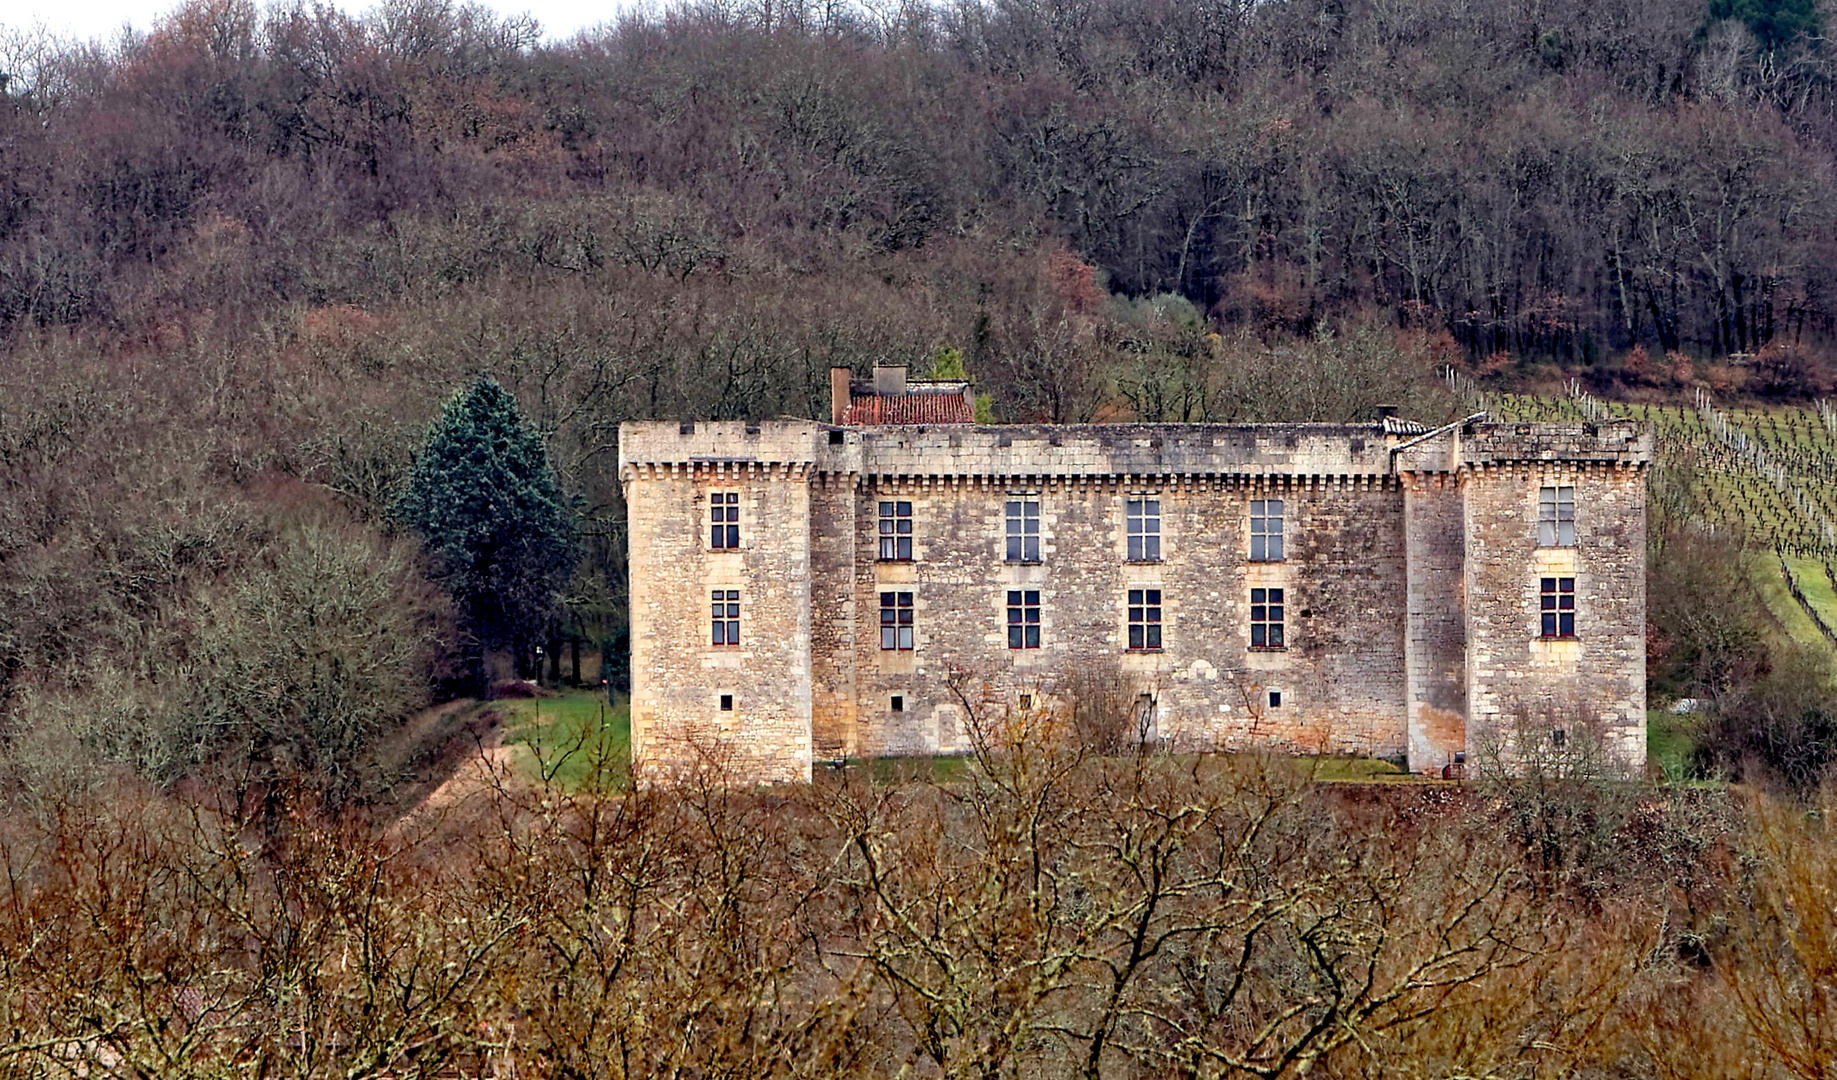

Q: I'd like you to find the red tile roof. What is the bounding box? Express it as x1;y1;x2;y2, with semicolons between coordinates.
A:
843;391;973;425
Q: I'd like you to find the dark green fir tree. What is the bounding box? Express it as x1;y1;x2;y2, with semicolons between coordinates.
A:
397;376;579;687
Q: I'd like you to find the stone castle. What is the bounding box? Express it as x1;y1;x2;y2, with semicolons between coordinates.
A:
619;367;1652;783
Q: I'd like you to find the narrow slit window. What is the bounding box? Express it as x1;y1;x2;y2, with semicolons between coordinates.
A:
1540;577;1576;638
710;491;740;549
880;591;914;651
1127;589;1162;650
1538;486;1575;547
1006;499;1041;562
1250;587;1285;649
879;501;913;560
1126;498;1161;561
711;589;740;646
1007;590;1041;649
1250;499;1284;561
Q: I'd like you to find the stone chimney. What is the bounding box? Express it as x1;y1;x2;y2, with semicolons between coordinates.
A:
831;366;851;425
874;365;907;397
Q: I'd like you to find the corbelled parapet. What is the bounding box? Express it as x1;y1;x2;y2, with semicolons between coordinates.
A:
1463;419;1651;467
839;422;1396;479
620;420;819;479
1391;418;1651;475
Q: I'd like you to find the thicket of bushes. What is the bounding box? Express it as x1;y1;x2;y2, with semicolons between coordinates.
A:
2;708;1832;1079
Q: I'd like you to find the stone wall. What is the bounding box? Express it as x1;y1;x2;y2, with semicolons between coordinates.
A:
842;474;1410;759
1402;472;1468;771
620;418;1651;783
1460;421;1649;772
622;422;818;784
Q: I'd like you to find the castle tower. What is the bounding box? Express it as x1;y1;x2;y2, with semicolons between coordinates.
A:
621;422;817;784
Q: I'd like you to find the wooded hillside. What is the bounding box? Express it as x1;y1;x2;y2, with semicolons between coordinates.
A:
4;0;1836;791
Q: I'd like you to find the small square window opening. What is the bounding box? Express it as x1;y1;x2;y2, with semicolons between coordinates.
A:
1538;486;1576;547
1019;693;1033;709
1008;590;1041;649
1127;589;1162;650
719;693;734;711
879;501;913;560
1250;499;1284;561
1250;587;1285;649
1006;499;1041;562
710;491;740;549
711;589;740;646
1540;577;1576;638
1126;498;1161;561
1269;690;1282;708
880;591;914;650
891;695;905;712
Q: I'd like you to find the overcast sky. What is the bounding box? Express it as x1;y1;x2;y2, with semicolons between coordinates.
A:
2;0;639;45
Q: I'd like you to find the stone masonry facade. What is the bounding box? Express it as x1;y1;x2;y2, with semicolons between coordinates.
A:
620;416;1652;784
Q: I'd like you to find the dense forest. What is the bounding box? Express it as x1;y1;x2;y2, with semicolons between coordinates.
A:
2;0;1837;785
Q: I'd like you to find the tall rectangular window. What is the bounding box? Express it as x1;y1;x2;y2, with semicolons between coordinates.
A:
1127;498;1161;561
1006;499;1040;562
880;591;914;650
1250;499;1284;562
1007;590;1041;649
1250;587;1284;649
1538;486;1575;547
1128;589;1162;650
710;491;740;549
879;501;913;561
1540;577;1576;638
711;589;740;646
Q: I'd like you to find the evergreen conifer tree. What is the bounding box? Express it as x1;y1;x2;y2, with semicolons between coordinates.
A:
397;376;579;685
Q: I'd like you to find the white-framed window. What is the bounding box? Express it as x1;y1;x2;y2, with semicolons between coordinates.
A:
1538;486;1575;547
1126;497;1161;561
710;491;740;549
1127;589;1163;650
711;589;740;646
880;591;914;650
1006;498;1041;562
1007;590;1041;649
1540;577;1576;638
879;500;913;560
1250;499;1284;562
1250;587;1285;649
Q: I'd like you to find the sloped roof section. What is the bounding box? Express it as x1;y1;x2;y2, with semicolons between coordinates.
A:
844;383;974;425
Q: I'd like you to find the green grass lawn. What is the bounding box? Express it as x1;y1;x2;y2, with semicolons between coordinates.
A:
1307;756;1413;781
1784;553;1837;630
1754;559;1831;651
501;688;630;791
1648;708;1697;782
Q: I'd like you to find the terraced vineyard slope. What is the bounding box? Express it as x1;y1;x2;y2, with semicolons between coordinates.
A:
1486;388;1837;653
